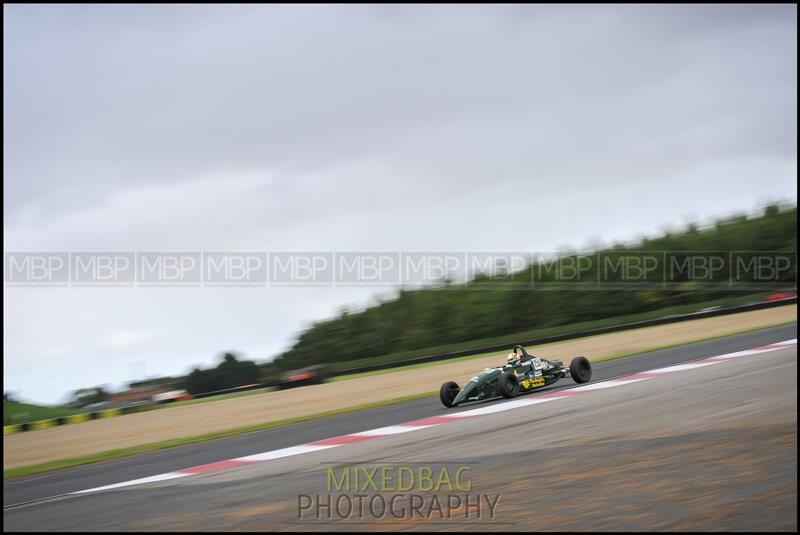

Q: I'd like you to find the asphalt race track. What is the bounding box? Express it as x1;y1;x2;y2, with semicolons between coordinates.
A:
4;323;797;531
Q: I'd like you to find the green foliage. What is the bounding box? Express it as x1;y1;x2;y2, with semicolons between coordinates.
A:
272;204;796;371
322;293;769;374
183;353;260;395
71;387;111;406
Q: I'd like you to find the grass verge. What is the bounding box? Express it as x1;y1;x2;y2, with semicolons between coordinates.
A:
3;391;435;481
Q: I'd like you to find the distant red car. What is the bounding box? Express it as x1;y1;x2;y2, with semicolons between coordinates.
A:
152;390;193;403
277;365;326;390
765;292;796;302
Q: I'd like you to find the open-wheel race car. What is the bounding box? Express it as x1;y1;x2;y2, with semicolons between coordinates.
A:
439;345;592;408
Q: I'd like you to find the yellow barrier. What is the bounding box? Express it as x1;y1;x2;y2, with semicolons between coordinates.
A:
30;419;57;431
3;406;132;434
4;425;22;435
66;413;91;424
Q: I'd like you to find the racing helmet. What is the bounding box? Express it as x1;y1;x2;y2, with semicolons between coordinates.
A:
506;352;518;365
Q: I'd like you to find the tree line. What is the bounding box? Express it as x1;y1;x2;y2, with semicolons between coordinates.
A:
270;204;796;372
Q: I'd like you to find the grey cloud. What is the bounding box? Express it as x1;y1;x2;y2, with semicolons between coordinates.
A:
5;5;795;217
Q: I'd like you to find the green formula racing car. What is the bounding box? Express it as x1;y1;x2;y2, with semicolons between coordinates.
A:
440;344;592;408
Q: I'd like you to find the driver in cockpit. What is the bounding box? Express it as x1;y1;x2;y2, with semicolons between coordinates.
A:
506;345;549;370
506;345;526;366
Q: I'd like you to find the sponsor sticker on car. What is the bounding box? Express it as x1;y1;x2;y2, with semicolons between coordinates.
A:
520;377;546;389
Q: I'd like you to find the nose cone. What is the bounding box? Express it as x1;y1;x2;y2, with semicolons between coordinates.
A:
452;380;477;406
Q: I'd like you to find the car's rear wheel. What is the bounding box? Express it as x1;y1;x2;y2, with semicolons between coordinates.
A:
497;372;520;398
570;356;592;383
440;381;460;408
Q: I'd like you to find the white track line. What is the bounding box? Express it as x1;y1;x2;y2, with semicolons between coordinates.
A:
646;361;721;373
571;377;650;389
70;473;189;494
351;425;437;436
235;444;336;463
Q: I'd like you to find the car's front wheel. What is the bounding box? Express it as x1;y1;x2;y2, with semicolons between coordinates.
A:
497;372;520;398
570;356;592;383
440;381;460;408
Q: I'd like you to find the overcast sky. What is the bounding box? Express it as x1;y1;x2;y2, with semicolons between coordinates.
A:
4;4;797;404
